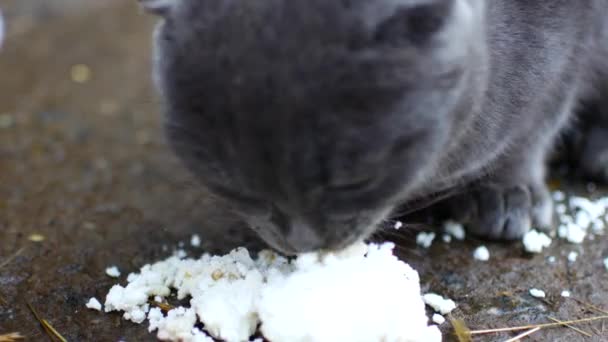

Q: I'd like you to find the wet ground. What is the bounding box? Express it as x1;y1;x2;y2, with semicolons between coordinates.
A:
0;1;607;341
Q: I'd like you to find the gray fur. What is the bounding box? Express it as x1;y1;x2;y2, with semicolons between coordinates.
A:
144;0;608;254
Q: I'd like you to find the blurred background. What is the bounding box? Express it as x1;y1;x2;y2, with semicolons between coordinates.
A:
0;1;606;341
0;1;263;339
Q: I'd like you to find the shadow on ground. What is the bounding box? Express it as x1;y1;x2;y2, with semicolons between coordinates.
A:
0;1;606;341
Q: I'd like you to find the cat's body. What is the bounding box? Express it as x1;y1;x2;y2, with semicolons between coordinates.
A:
141;0;608;254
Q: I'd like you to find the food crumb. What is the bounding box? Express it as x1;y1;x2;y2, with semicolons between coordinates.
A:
552;191;565;202
567;251;578;263
423;293;457;315
561;290;571;298
529;288;546;298
190;234;201;247
522;230;552;253
416;232;436;249
473;246;490;261
105;266;121;278
86;297;103;311
393;221;403;230
432;314;445;325
443;221;465;240
442;234;452;243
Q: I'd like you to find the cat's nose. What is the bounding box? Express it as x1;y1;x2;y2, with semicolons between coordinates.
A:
284;218;324;253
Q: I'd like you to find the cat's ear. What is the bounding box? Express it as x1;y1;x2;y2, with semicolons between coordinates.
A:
139;0;177;16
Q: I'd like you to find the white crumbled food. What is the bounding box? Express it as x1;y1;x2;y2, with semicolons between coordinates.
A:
443;221;465;240
473;246;490;261
529;288;546;298
552;191;565;202
423;293;457;315
442;234;452;243
190;234;201;247
522;230;552;253
416;232;436;249
561;291;571;298
432;314;446;325
558;222;587;244
101;242;441;342
556;203;567;215
547;256;556;263
604;257;608;271
105;266;121;278
568;251;578;263
393;221;403;230
86;297;103;311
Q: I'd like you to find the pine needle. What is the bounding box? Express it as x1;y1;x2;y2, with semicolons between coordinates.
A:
503;327;541;342
26;302;67;342
0;333;25;342
547;316;592;337
469;315;608;335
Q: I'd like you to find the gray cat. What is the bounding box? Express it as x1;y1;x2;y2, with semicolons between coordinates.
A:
140;0;608;254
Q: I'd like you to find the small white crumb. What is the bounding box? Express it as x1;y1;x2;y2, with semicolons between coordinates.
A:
86;297;103;311
473;246;490;261
442;234;452;243
547;256;556;263
105;266;121;278
592;220;605;234
559;222;586;244
443;221;465;240
416;232;436;249
174;249;187;259
154;296;163;303
561;291;571;298
250;339;264;342
432;314;445;325
529;288;546;298
552;191;565;202
423;293;457;315
575;211;591;229
556;203;567;214
190;234;201;247
393;221;403;230
522;230;552;254
568;251;578;263
603;257;608;270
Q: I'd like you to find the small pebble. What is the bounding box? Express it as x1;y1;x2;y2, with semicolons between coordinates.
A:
70;64;92;83
473;246;490;261
432;314;446;325
567;251;578;263
190;234;201;247
28;233;45;242
0;113;14;129
416;232;436;249
529;288;546;298
561;291;571;298
86;297;103;311
105;266;121;278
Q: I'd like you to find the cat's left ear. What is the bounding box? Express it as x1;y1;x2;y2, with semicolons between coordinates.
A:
139;0;177;16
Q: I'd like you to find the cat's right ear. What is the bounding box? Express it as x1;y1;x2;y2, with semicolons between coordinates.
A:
139;0;177;16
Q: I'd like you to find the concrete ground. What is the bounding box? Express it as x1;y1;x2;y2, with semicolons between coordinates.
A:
0;1;606;341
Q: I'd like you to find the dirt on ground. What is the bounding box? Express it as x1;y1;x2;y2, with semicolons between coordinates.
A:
0;1;607;341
